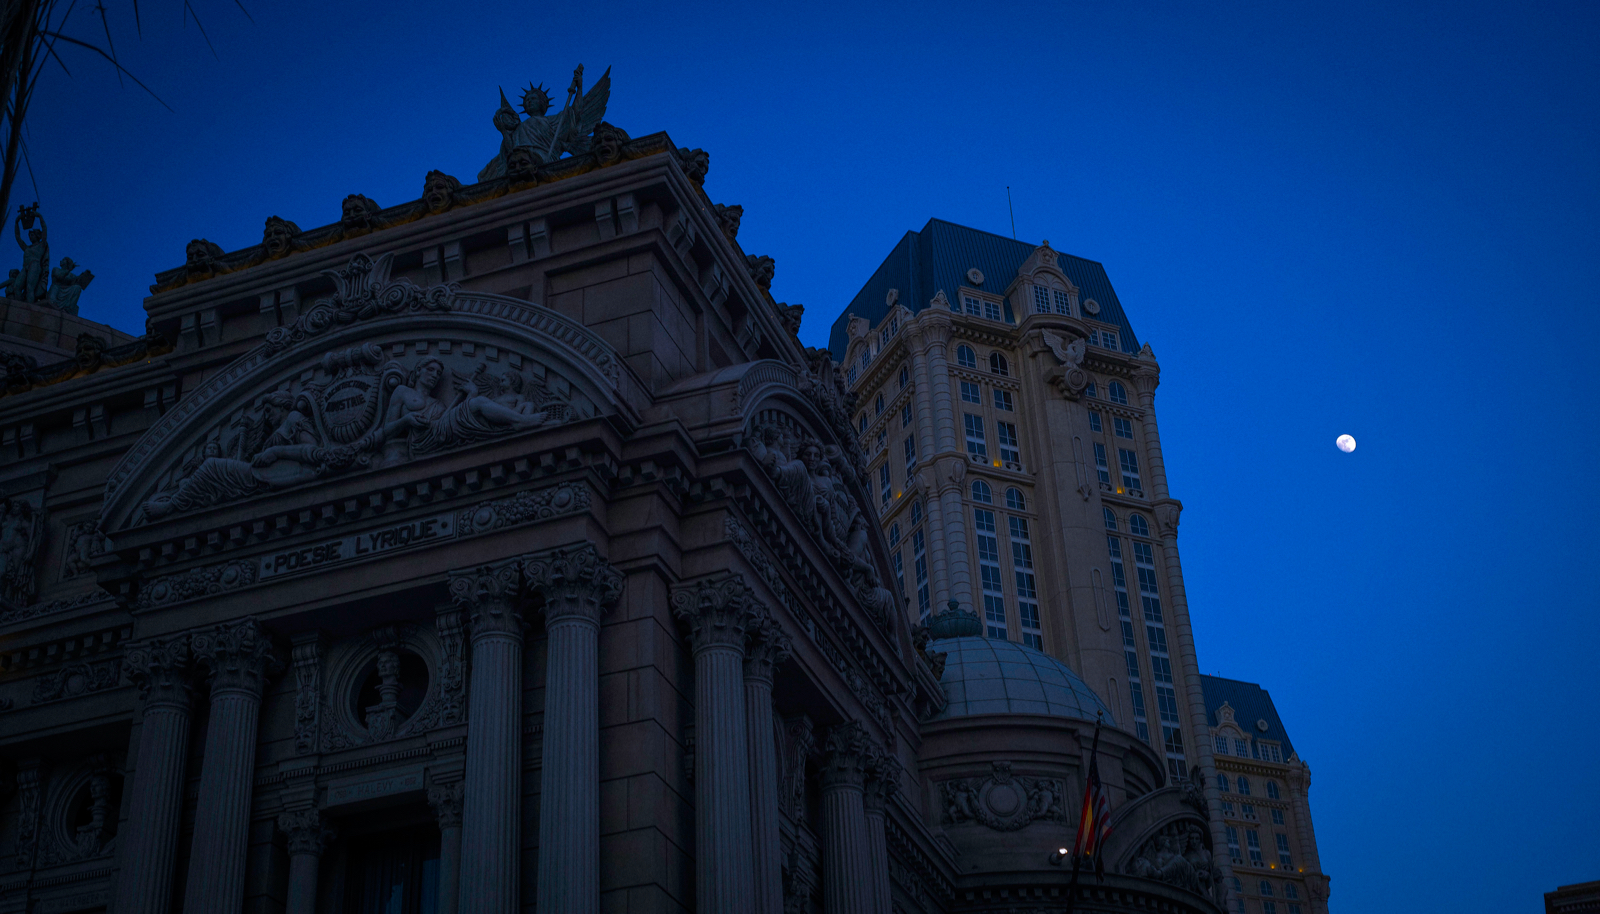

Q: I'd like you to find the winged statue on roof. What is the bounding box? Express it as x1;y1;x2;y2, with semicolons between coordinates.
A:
479;64;612;181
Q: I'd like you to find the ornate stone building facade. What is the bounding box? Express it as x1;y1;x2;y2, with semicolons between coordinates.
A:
2;81;1251;914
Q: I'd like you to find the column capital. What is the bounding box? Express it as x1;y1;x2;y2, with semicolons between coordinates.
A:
525;544;623;626
428;780;465;829
913;305;952;341
863;753;902;813
744;608;793;683
277;808;334;857
1131;363;1160;396
819;720;880;790
125;633;193;709
191;619;282;698
1154;499;1182;539
670;572;755;653
449;559;525;640
932;455;967;494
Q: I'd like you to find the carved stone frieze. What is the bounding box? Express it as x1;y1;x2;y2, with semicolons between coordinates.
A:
136;560;258;610
939;761;1067;832
290;637;322;755
456;481;590;535
1124;819;1217;900
0;495;44;607
30;659;120;704
191;618;283;697
525;544;623;627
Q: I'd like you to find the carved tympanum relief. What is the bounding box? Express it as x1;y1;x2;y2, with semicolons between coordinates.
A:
939;761;1067;832
1124;819;1219;901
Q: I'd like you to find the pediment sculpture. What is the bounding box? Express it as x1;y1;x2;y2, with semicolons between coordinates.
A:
1124;818;1222;903
479;64;613;181
142;342;576;521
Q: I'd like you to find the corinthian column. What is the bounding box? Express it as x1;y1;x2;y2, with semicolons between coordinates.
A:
526;545;624;914
744;611;793;914
428;780;465;914
670;574;757;914
450;559;526;914
113;634;193;914
862;754;900;914
278;808;333;914
819;722;876;914
183;619;283;913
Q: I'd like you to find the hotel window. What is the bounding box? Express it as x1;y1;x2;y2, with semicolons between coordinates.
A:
983;299;1001;321
997;422;1020;464
1266;781;1281;800
913;528;930;618
1109;536;1148;741
879;464;891;506
960;380;981;404
1226;826;1241;860
1118;448;1142;493
876;428;885;451
972;479;993;503
1237;776;1251;795
1287;906;1300;914
1260;881;1274;897
1108;380;1128;404
1285;884;1299;900
1093;443;1111;485
1263;904;1278;914
989;352;1010;376
1088;410;1102;432
1217;774;1229;792
994;389;1014;411
892;551;905;600
1085;382;1097;398
1132;541;1162;621
875;393;884;415
1261;743;1282;763
1276;834;1293;866
962;295;982;316
1222;800;1236;817
1114;416;1134;439
901;402;912;427
878;325;890;348
1241;803;1256;820
1033;286;1049;314
1053;289;1071;315
1103;508;1117;531
964;414;987;459
1235;739;1250;757
904;436;916;474
975;508;1006;638
858;414;867;433
1128;514;1150;537
956;345;977;369
889;524;900;547
910;500;922;524
1163;725;1187;778
1011;516;1042;649
1005;487;1026;510
1102;330;1120;350
848;365;858;385
899;365;909;389
859;349;870;372
1247;830;1263;866
1271;808;1285;825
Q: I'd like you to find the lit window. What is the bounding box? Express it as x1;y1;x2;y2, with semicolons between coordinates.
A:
997;422;1020;464
975;508;1006;639
904;436;916;473
1271;808;1284;825
960;380;981;404
879;464;891;506
1033;286;1049;314
994;389;1014;411
901;403;912;427
962;295;981;316
1104;508;1118;531
1276;834;1293;866
972;480;992;503
899;365;909;389
1005;488;1026;510
1128;514;1150;537
1238;777;1251;796
1247;829;1263;866
1085;382;1097;398
1108;381;1128;404
956;345;977;369
1088;410;1102;432
1053;289;1071;315
912;528;929;618
1093;443;1111;485
889;523;901;547
964;414;987;459
1011;516;1041;649
1118;448;1142;493
875;393;884;415
989;352;1009;376
1267;781;1281;800
1114;416;1134;439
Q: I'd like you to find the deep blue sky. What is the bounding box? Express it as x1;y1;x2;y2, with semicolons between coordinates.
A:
22;1;1599;909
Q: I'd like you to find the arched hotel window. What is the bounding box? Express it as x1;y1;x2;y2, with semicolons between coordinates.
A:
1103;508;1118;531
989;352;1010;376
1108;381;1128;405
971;479;992;503
1128;514;1150;537
956;345;977;369
1005;487;1026;511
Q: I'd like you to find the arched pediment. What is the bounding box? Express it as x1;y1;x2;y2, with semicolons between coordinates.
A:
101;253;627;533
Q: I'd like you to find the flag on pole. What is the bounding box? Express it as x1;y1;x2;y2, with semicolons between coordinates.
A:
1072;713;1113;876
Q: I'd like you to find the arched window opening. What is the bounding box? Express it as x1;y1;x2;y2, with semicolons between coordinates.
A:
971;480;993;503
956;345;977;369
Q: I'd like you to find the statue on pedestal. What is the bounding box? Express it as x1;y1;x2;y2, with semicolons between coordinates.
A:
478;64;612;181
48;257;94;315
12;203;48;303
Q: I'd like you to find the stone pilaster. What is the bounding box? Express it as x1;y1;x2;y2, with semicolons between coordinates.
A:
450;559;525;914
862;753;900;914
916;467;951;606
112;634;193;914
183;619;283;913
744;609;793;914
428;780;466;914
917;305;957;455
671;574;758;914
818;721;876;914
526;545;624;914
277;808;333;914
933;456;973;611
904;327;938;473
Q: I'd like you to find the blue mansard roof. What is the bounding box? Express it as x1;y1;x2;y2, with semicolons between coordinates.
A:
827;218;1141;359
1200;674;1297;760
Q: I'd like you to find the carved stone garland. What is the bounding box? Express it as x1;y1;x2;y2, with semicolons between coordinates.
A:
939;761;1068;832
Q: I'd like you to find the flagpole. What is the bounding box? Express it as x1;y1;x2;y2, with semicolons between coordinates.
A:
1067;713;1106;914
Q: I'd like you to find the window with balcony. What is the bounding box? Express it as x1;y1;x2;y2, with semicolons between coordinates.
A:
1276;833;1293;866
1241;803;1256;820
964;414;987;459
956;345;977;369
1222;800;1236;817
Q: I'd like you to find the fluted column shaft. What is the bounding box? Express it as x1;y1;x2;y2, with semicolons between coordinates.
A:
744;614;793;914
453;561;525;914
184;619;283;913
819;723;876;914
278;809;332;914
922;321;957;455
934;462;972;609
113;636;193;914
529;547;624;914
429;781;465;914
906;331;937;469
861;754;899;914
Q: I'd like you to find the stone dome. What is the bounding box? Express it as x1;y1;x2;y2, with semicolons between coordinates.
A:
932;636;1114;723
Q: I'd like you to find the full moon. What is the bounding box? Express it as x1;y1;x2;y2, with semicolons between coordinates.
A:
1336;434;1357;453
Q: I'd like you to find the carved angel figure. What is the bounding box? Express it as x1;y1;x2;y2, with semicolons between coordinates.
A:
479;64;613;181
